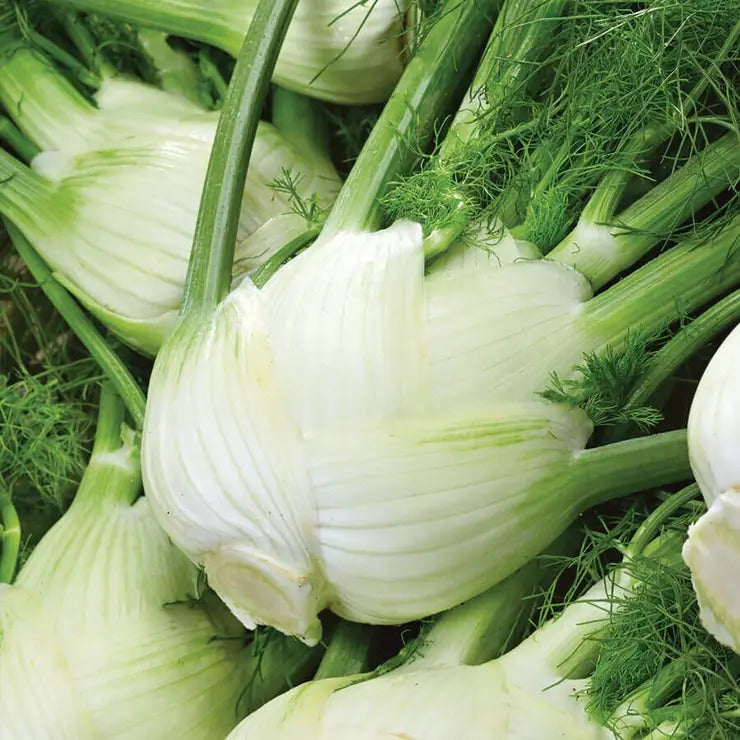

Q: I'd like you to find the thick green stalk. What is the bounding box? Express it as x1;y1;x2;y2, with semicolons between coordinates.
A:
69;383;141;509
56;11;117;78
271;86;330;164
91;382;129;456
180;0;299;319
22;28;100;88
198;51;228;103
578;19;740;226
0;44;97;150
584;213;740;346
313;621;373;680
438;0;566;160
629;290;740;409
321;0;500;235
604;291;740;444
626;484;699;557
5;222;146;428
573;430;690;512
0;116;39;163
577;125;671;227
0;490;20;583
548;132;740;288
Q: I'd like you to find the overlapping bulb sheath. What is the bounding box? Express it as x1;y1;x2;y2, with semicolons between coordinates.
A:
683;323;740;653
0;47;340;354
0;393;252;738
142;219;675;642
51;0;410;103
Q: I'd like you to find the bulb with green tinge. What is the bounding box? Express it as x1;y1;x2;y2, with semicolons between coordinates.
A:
143;219;688;643
683;323;740;654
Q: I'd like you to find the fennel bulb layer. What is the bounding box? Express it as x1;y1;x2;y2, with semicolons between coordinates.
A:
683;323;740;653
0;410;252;738
227;575;629;740
143;220;690;641
0;71;339;354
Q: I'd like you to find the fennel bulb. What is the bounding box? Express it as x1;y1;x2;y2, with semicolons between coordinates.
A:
682;323;740;654
0;47;340;354
52;0;409;103
0;390;253;739
228;498;711;740
143;219;692;643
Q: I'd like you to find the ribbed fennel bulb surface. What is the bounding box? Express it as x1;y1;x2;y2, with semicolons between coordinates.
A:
228;494;712;739
682;323;740;654
142;219;691;643
51;0;410;103
0;389;254;739
0;46;340;354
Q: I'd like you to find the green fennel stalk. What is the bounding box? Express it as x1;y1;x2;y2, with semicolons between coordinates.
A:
181;0;302;318
0;490;19;581
182;0;500;312
6;221;146;426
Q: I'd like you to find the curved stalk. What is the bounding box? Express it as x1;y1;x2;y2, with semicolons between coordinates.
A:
180;0;300;319
5;221;146;428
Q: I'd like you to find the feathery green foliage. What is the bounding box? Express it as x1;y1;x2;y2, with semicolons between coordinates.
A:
587;515;740;738
540;331;664;430
0;242;100;564
382;0;739;250
268;168;327;226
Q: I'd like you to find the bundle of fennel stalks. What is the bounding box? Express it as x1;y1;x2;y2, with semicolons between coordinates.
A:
0;0;738;737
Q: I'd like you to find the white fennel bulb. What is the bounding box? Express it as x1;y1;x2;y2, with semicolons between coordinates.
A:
143;219;689;642
228;500;707;739
227;573;636;740
0;393;254;739
0;48;340;354
682;323;740;653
